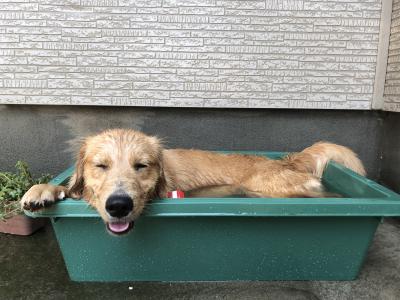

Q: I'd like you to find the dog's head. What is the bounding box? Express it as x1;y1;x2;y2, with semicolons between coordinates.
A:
68;129;165;235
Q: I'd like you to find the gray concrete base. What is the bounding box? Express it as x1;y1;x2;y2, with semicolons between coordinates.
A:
1;219;400;299
1;105;400;299
0;105;383;179
381;112;400;193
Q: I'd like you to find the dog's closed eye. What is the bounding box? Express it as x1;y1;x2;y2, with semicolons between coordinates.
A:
134;163;148;171
96;164;109;170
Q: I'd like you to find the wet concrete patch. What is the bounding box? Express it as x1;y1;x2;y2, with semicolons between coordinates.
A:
1;219;400;299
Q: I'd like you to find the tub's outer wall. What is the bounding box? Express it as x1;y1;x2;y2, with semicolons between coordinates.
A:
52;216;380;281
42;158;393;281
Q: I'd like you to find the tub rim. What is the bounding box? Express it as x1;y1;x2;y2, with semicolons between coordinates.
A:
25;151;400;218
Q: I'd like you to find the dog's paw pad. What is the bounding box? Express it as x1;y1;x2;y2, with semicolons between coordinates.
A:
22;199;55;211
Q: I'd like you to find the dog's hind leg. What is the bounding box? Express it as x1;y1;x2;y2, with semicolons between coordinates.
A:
241;170;334;198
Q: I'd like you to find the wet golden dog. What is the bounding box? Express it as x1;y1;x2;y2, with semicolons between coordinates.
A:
21;129;365;235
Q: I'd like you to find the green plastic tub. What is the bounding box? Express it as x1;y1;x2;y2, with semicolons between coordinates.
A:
26;152;400;282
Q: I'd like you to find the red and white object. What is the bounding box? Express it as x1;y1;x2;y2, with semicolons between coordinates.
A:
167;190;185;198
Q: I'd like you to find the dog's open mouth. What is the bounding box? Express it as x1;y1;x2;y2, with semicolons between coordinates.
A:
106;221;134;235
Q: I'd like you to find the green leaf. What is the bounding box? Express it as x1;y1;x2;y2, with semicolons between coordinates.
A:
0;161;52;220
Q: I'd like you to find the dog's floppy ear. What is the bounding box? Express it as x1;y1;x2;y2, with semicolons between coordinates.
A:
149;136;164;176
68;141;87;198
148;136;167;198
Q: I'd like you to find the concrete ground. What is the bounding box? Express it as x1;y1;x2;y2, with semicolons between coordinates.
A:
1;219;400;300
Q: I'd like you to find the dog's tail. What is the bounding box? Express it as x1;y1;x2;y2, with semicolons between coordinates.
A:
285;142;366;178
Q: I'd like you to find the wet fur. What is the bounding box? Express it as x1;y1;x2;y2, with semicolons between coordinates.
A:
21;129;366;224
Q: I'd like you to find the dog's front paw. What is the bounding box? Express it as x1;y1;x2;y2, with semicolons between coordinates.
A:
21;184;67;211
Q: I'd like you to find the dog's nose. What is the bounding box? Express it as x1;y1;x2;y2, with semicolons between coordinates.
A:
105;194;133;218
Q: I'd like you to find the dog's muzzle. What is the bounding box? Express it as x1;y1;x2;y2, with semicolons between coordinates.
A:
105;193;134;235
106;194;133;218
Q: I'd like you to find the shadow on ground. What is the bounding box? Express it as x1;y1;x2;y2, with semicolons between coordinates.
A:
1;219;400;300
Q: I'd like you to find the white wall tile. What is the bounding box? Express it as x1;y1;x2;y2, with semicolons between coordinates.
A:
0;0;383;109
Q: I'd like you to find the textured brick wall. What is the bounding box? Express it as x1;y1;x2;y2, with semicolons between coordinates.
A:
0;0;382;109
384;0;400;112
